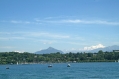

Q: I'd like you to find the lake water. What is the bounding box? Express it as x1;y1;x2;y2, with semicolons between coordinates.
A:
0;63;119;79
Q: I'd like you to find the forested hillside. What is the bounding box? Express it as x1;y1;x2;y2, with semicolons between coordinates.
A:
0;50;119;64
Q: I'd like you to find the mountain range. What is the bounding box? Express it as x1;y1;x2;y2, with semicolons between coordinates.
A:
75;45;119;53
89;45;119;53
35;45;119;54
35;47;64;54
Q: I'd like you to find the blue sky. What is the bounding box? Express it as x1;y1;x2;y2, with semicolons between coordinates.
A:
0;0;119;53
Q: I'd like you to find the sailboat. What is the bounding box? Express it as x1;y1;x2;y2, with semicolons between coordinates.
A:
48;64;52;67
17;62;18;65
67;64;70;67
6;66;9;69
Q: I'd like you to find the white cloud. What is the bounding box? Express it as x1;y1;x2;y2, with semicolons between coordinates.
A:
1;18;119;25
38;39;57;44
11;37;26;40
0;46;15;49
29;32;70;39
63;44;106;53
11;20;22;23
10;20;31;24
0;20;31;24
0;32;28;40
61;19;82;23
0;36;26;40
0;37;9;40
43;42;52;44
37;19;119;25
83;44;105;50
13;50;24;53
0;31;70;39
46;19;119;25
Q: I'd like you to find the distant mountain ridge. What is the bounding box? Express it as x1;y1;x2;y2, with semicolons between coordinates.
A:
35;47;64;54
65;45;119;53
89;45;119;53
35;45;119;54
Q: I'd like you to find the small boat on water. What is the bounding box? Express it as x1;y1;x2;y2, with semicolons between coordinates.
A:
17;62;18;65
48;65;52;67
6;67;9;69
67;64;70;67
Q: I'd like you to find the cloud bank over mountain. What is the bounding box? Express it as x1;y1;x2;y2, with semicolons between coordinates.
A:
64;44;119;53
83;44;105;50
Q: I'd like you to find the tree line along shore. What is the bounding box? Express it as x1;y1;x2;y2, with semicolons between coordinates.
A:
0;50;119;64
